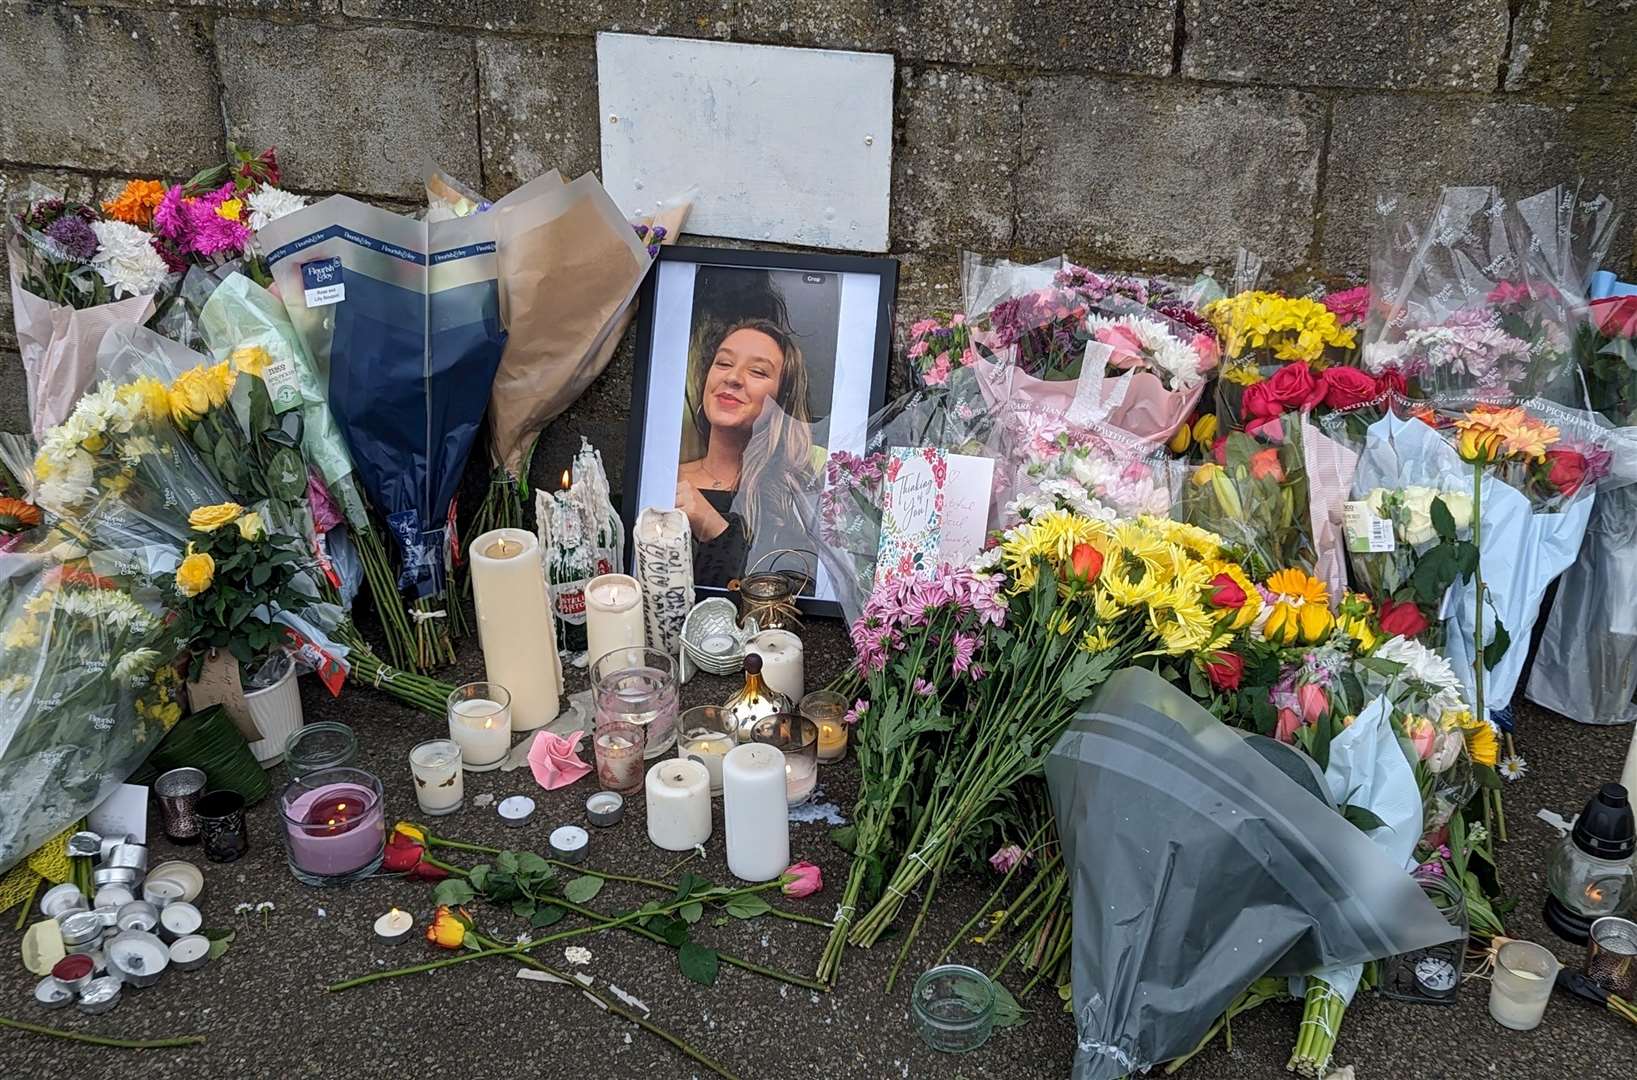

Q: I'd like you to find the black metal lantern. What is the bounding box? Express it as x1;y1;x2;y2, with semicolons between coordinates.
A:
1544;784;1637;944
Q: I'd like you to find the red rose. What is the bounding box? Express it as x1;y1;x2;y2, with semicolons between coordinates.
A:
1545;448;1590;498
1319;366;1379;411
1067;542;1104;583
1378;598;1430;639
1266;363;1324;411
1212;434;1228;465
383;833;448;881
1203;651;1244;691
1239;381;1283;421
1376;369;1407;398
1208;572;1246;610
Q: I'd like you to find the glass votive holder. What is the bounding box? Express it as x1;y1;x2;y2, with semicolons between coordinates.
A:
410;739;465;817
911;964;996;1053
751;714;819;807
284;722;358;777
592;646;679;758
196;790;250;863
153;767;207;844
800;691;850;764
593;720;649;795
676;705;736;796
278;767;386;887
1488;940;1560;1031
447;682;513;772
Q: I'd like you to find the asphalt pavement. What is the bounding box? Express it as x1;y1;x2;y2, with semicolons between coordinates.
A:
3;618;1635;1079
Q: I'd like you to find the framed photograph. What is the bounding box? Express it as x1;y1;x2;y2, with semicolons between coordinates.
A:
626;245;898;616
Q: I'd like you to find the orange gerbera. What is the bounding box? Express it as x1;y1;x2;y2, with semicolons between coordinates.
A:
101;179;168;228
0;497;41;533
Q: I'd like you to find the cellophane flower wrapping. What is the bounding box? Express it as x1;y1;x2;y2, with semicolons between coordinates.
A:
1178;414;1318;579
0;529;179;874
258;196;506;601
998;408;1183;528
1360;186;1589;403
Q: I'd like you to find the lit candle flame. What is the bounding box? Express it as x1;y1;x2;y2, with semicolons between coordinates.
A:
561;469;571;490
1587;882;1607;905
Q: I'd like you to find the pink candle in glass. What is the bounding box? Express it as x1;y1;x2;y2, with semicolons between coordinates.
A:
283;781;384;878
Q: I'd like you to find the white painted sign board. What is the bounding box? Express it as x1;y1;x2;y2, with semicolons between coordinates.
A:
596;33;894;252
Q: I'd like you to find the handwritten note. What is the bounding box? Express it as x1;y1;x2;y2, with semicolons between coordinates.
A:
938;455;995;566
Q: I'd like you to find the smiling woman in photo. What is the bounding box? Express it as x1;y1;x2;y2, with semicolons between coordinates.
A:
676;317;814;585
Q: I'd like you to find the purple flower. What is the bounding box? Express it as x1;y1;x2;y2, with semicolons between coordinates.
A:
989;843;1027;874
842;699;869;726
43;215;98;262
649;226;667;242
152;185;187;242
951;632;978;675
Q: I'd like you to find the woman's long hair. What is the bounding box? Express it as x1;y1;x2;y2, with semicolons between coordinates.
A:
687;318;813;541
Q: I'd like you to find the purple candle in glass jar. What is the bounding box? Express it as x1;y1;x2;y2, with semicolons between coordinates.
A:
279;768;386;886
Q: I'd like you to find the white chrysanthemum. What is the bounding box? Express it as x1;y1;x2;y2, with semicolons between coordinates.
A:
1360;340;1409;375
246;186;307;232
37;448;95;509
90;219;171;299
113;648;162;686
968;546;1004;574
119;435;160;464
1084;314;1206;390
0;673;31;696
1374;634;1465;713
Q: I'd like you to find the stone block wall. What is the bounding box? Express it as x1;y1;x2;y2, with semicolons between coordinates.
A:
3;0;1635;491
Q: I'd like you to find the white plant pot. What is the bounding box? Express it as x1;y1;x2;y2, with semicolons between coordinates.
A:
243;660;304;768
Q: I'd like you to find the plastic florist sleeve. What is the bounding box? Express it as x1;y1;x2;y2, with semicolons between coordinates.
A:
0;545;177;874
258;198;506;616
1046;668;1459;1080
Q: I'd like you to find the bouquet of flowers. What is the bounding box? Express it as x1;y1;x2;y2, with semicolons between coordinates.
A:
8;188;174;438
1205;290;1358;428
145;145;304;280
1179;419;1317;579
0;546;178;874
1002;411;1181;526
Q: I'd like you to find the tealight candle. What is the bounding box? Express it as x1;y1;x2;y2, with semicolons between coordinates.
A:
801;691;850;764
550;825;589;864
498;795;536;828
722;744;790;883
752;714;820;807
676;705;736;796
448;683;513;772
410;739;465;815
373;908;413;945
470;529;561;731
585;573;645;667
748;630;804;702
645;759;712;851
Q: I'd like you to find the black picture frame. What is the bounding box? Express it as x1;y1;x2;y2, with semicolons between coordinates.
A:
624;244;898;619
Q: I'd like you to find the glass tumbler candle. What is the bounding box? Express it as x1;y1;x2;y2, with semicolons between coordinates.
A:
752;714;819;807
448;682;513;772
196;790;250;863
912;964;997;1053
153;767;207;844
593;647;678;758
676;705;737;796
278;767;386;887
1488;940;1560;1031
410;739;465;816
593;720;649;794
801;691;850;764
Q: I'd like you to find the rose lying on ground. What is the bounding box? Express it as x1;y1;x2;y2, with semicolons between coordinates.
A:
781;862;823;898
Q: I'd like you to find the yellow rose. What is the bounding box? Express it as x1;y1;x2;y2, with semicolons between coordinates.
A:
175;551;215;597
235;510;265;541
205;362;235;407
1298;603;1334;643
231;346;271;379
168;370;211;425
188;502;244;532
425;905;467;950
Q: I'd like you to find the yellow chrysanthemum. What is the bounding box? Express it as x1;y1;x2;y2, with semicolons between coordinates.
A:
1080;626;1116;654
1222;364;1264;386
1092;588;1123;623
99;470;134;496
1052;611;1076;637
205;362;236;407
117;376;171;422
2;617;42;651
1205;291;1355;362
232;345;271;379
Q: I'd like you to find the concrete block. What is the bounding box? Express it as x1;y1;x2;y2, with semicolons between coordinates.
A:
1183;0;1509;90
344;0;731;36
739;0;1175;74
1321;95;1637;275
892;69;1018;253
1506;0;1637;98
216;19;481;199
1016;78;1323;272
0;5;221;173
478;35;604;194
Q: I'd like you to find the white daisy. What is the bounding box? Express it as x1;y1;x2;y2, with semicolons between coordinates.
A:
1498;755;1528;781
246;186;307;232
90;219;171;298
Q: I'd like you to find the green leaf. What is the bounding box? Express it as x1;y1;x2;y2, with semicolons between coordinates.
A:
1483;621;1511;671
432;878;476;907
679;902;704;924
1058;649;1117;703
1341;804;1388;833
251;563;271;587
202;928;235;961
529;904;566;929
650;916;690;947
1430;496;1457;542
989;980;1029;1029
672;872;709;902
516;851;551;878
1472;763;1503;791
467;864;490;892
829;825;857;854
511;897;537;918
563;875;605;904
724;894;773;920
497;851;520;874
677;942;719;986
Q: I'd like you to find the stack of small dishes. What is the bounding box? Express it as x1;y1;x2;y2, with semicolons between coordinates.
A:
680;598;758;682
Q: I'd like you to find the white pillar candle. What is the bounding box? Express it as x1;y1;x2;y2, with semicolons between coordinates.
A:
449;693;512;772
748;630;804;702
722;744;790;882
585;573;645;667
469;529;560;731
1621;727;1637;805
409;739;464;815
645;759;712;852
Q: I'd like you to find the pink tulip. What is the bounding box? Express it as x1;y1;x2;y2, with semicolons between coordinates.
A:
781;861;823;898
1275;708;1302;743
1405;716;1436;760
1297;684;1328;726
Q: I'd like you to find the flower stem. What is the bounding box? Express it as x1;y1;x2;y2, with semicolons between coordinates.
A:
541;859;832;929
0;1016;205;1049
